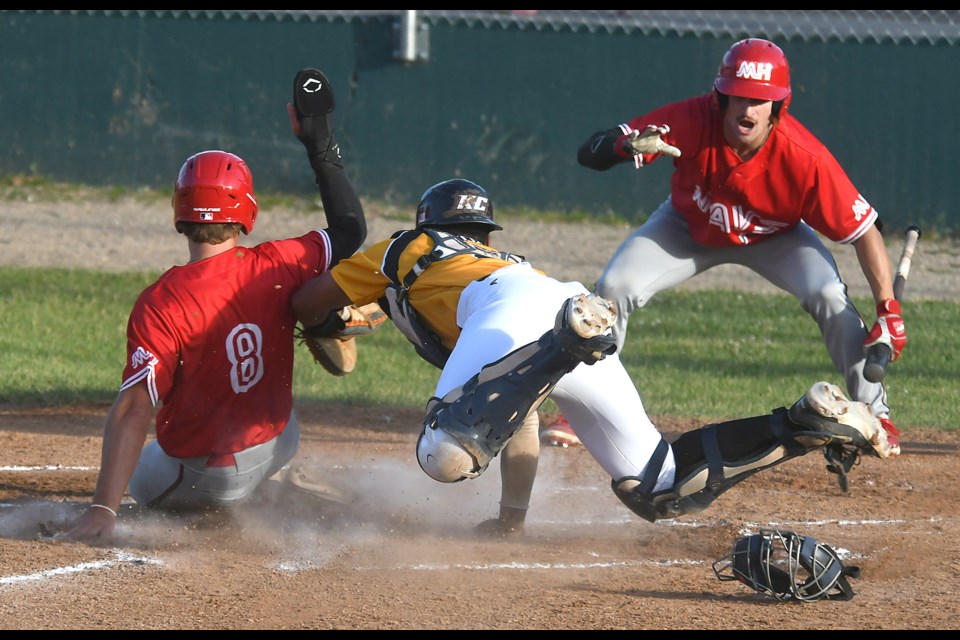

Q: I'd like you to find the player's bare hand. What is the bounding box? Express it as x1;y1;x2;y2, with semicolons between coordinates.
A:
622;124;681;158
55;506;117;544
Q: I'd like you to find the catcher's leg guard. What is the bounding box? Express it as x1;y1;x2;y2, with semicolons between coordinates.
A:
417;293;616;483
613;381;886;522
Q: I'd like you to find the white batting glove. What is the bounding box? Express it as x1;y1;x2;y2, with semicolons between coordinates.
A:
622;124;681;158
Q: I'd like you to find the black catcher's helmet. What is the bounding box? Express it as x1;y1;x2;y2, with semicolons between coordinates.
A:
713;529;860;602
415;179;502;231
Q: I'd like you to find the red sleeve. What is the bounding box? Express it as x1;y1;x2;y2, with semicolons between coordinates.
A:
120;292;176;406
802;147;879;244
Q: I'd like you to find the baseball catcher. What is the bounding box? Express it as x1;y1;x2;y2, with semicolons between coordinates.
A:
289;177;897;539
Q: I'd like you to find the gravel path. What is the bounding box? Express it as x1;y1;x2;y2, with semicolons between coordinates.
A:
3;198;958;302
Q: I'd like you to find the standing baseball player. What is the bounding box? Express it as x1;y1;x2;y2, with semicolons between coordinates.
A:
577;38;905;457
291;177;896;531
59;68;365;542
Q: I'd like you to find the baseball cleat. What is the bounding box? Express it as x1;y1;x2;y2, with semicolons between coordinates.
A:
285;463;357;506
472;506;527;538
565;292;617;339
878;416;902;457
553;293;617;364
472;517;525;538
540;415;582;448
789;381;896;459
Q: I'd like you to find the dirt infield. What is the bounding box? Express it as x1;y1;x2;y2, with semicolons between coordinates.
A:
2;403;959;630
2;200;959;629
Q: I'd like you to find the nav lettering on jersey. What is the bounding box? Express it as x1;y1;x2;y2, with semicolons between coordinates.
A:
852;194;874;221
456;194;489;213
692;184;710;212
736;61;774;83
130;346;158;370
693;185;789;244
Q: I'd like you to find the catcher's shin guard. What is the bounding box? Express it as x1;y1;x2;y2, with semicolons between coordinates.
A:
417;294;616;483
613;381;887;522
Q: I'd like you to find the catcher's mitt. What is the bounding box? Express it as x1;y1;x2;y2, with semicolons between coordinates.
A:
337;302;388;338
296;303;387;376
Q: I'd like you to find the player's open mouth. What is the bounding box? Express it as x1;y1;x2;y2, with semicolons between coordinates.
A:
738;118;755;132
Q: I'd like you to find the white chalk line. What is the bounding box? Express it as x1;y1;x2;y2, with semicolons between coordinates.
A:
0;551;162;587
271;558;705;574
364;558;704;572
1;513;943;581
1;467;948;579
0;465;98;472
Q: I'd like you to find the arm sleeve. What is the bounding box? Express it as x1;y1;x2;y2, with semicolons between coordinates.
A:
577;127;630;171
313;161;367;264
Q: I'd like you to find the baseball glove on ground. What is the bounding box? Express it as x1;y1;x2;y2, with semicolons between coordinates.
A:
296;303;388;376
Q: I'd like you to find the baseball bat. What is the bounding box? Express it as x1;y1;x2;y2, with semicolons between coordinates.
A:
863;225;922;383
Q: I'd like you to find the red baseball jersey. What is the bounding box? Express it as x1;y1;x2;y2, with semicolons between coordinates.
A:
119;231;332;458
617;93;878;247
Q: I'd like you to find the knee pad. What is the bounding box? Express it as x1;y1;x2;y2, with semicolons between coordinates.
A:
417;414;484;483
420;328;611;479
416;294;616;484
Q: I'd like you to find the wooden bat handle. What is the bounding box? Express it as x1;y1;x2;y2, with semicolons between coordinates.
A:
864;344;892;383
863;226;921;384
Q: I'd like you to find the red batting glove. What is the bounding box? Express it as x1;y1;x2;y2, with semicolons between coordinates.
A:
864;298;906;361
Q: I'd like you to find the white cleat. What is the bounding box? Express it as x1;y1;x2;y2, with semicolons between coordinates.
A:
791;381;895;459
565;293;617;339
286;464;358;506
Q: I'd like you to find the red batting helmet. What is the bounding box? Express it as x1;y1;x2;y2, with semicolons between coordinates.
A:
173;150;258;235
714;38;792;110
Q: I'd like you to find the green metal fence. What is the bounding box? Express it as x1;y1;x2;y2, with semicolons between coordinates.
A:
1;11;956;232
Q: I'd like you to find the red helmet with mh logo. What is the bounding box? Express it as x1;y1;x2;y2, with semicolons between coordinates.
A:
172;150;258;235
714;38;791;109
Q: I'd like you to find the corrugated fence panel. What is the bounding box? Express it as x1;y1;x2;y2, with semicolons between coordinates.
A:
0;11;956;232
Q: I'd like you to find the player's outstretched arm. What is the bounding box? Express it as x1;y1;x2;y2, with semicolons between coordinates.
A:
577;127;627;171
57;384;153;544
292;271;354;331
289;68;366;263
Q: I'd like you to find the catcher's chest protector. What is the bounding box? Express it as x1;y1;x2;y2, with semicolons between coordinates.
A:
378;229;524;368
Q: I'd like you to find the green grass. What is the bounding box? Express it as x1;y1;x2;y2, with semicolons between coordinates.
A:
615;292;954;429
1;265;955;432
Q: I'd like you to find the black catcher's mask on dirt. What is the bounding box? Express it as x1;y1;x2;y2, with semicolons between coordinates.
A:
712;528;860;602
